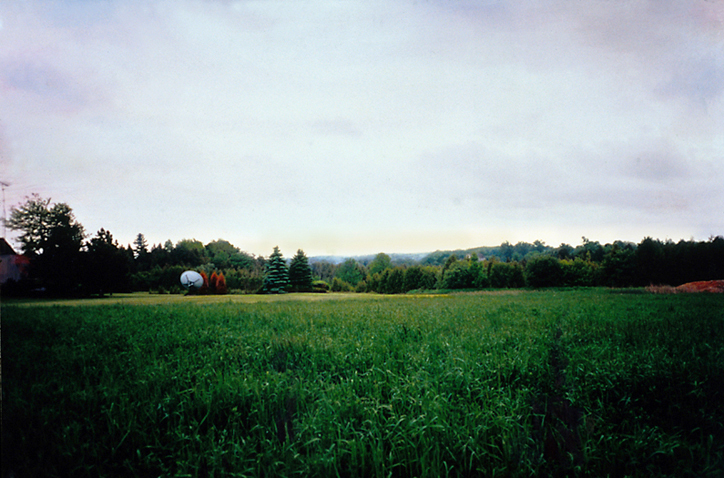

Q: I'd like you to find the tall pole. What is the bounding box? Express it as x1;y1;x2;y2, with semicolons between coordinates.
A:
1;181;9;238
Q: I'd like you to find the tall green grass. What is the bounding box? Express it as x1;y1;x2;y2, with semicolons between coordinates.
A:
3;290;723;476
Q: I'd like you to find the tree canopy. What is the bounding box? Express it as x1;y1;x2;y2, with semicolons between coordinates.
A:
5;193;724;298
6;194;86;294
86;228;131;295
368;253;392;275
6;194;85;257
335;258;365;286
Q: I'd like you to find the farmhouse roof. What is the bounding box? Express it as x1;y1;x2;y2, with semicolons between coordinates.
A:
0;237;17;255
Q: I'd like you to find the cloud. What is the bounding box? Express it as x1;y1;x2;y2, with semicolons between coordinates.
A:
312;119;363;138
625;149;689;183
412;135;711;223
0;0;722;254
1;61;92;112
429;1;724;107
657;55;724;107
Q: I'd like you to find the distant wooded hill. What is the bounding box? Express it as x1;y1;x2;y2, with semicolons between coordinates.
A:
309;252;429;266
311;240;576;267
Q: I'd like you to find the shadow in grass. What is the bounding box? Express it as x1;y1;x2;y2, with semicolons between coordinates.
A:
531;327;585;476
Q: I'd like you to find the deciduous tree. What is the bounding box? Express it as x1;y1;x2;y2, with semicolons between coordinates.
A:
335;258;365;286
368;253;392;275
490;262;525;288
311;260;336;283
6;194;85;295
524;255;564;288
170;239;206;267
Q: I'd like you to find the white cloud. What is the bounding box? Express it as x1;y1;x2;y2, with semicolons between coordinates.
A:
0;0;722;255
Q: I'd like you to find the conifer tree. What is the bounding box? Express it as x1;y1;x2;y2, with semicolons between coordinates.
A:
216;272;228;294
133;233;149;257
209;271;219;294
199;271;209;295
261;246;289;293
289;249;314;292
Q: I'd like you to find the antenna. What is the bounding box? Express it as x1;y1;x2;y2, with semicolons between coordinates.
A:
1;181;9;238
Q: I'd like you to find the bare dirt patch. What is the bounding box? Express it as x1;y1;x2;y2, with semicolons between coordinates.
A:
647;280;724;294
676;280;724;293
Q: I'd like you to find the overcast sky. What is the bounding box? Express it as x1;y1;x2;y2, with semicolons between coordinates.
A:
1;0;723;257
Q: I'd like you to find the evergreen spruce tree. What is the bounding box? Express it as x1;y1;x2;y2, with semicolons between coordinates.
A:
133;233;149;257
262;246;290;293
289;249;314;292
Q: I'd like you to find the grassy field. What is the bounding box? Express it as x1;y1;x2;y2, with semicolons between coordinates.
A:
3;291;387;307
2;289;723;477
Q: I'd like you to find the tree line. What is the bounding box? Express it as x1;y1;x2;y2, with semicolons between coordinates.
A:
2;194;723;297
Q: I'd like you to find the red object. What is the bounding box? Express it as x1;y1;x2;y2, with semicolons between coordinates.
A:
216;272;228;295
199;272;209;295
209;271;218;294
676;280;724;293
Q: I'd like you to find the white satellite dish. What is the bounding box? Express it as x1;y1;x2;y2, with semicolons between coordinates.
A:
180;270;204;289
